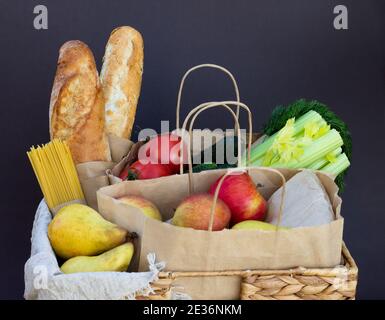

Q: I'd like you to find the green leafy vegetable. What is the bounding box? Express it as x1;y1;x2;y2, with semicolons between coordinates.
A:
192;163;218;173
192;163;237;173
260;99;352;191
263;99;352;161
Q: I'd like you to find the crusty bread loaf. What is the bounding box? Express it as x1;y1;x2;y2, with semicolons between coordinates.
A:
100;26;144;139
49;40;111;164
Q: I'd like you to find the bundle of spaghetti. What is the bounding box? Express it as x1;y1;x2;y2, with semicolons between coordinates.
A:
27;139;84;210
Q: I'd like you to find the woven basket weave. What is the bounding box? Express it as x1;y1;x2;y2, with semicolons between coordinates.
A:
139;243;357;300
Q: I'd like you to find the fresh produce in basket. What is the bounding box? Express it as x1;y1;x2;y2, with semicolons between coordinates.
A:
48;204;127;259
61;242;134;274
117;195;162;221
246;99;352;190
172;194;231;231
117;133;242;180
209;172;267;225
231;220;288;230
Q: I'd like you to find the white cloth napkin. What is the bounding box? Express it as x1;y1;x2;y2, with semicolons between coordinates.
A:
24;200;173;300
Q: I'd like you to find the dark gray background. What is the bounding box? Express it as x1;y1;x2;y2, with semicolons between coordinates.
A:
0;0;384;299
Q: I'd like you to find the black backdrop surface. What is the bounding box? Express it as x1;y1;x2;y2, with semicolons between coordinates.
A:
0;0;384;299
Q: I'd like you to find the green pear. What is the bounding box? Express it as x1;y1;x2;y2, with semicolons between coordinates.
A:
48;204;127;259
61;242;134;274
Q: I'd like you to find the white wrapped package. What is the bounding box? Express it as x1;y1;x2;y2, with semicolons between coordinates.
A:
266;170;335;228
24;200;171;300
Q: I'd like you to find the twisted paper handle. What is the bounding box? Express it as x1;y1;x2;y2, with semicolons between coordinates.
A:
176;64;241;130
180;101;253;191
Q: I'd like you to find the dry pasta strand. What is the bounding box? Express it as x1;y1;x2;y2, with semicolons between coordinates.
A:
27;139;84;210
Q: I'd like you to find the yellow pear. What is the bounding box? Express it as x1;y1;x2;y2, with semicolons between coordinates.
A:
231;220;289;230
61;242;134;274
48;204;127;259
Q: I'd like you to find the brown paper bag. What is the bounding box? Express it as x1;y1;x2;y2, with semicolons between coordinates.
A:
76;134;133;209
107;139;147;185
97;167;343;299
96;103;343;299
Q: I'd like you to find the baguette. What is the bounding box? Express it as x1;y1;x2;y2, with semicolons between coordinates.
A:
49;40;111;164
100;26;144;139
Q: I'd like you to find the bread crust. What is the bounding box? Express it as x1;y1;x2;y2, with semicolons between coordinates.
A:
50;40;111;163
100;26;144;139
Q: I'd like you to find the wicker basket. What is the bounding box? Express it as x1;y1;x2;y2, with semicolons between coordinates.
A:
139;243;357;300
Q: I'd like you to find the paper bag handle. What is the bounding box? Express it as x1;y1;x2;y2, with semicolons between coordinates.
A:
209;167;287;232
181;103;240;193
176;64;241;130
179;101;286;232
180;101;253;192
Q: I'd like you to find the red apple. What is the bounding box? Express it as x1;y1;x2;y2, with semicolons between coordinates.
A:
117;195;162;221
139;133;187;173
209;173;267;225
172;193;231;231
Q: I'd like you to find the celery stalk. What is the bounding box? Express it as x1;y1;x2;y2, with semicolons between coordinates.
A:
276;129;343;168
246;110;324;165
252;129;343;169
307;147;342;170
321;153;350;176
